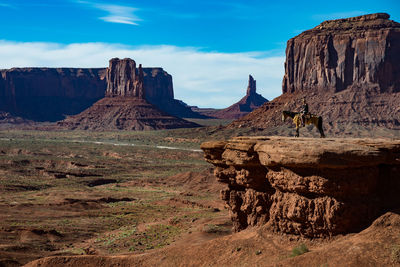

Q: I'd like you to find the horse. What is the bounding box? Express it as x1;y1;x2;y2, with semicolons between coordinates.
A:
282;110;325;138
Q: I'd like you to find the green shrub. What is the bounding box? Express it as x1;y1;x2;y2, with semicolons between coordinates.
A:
290;243;309;257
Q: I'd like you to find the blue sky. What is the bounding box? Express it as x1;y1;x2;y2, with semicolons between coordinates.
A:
0;0;399;107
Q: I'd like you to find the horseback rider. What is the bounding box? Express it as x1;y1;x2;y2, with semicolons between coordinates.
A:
300;97;309;127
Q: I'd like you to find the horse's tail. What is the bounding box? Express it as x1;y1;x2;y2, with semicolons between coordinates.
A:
318;116;325;138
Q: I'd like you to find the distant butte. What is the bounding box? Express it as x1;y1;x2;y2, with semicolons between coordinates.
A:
58;58;199;130
193;75;268;119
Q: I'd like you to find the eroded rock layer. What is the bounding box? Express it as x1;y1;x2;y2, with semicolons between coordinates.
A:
201;136;400;237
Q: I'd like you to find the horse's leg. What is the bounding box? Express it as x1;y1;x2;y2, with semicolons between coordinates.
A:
318;117;325;138
295;126;299;137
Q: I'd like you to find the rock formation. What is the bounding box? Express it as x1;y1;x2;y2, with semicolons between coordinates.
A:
0;68;106;121
230;13;400;134
196;75;268;119
0;64;205;122
201;136;400;237
282;13;400;94
58;58;199;130
106;58;144;98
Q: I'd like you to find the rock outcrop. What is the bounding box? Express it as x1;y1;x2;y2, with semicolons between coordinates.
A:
201;136;400;237
196;75;268;119
230;13;400;134
58;58;199;130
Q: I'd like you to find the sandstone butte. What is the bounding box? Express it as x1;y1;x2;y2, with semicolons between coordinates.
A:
57;58;199;130
201;136;400;237
193;75;268;119
230;13;400;134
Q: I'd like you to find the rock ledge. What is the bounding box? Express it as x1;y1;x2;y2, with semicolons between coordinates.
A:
201;136;400;237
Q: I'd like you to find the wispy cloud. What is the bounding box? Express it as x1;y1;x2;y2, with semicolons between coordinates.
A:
95;4;141;25
312;11;366;21
0;41;285;108
76;1;141;25
0;2;14;8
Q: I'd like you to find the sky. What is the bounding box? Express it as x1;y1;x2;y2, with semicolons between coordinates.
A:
0;0;399;108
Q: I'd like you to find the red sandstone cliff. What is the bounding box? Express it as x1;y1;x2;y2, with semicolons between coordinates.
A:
230;13;400;134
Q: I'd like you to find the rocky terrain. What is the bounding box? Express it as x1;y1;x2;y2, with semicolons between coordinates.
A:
201;136;400;237
193;75;268;119
230;13;400;135
58;58;199;130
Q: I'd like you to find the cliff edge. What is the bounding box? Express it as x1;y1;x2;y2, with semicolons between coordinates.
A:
201;136;400;237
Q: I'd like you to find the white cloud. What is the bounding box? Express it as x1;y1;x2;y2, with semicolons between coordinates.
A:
0;41;285;108
76;1;141;25
96;4;141;25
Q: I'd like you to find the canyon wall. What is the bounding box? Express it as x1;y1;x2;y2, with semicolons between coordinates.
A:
202;136;400;237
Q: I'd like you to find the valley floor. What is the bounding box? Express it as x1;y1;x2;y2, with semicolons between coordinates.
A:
0;129;399;267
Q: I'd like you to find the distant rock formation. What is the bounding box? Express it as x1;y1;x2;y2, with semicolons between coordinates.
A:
230;13;400;133
246;74;257;95
0;68;107;121
0;62;205;122
201;136;400;237
196;75;268;119
58;58;199;130
106;58;145;98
